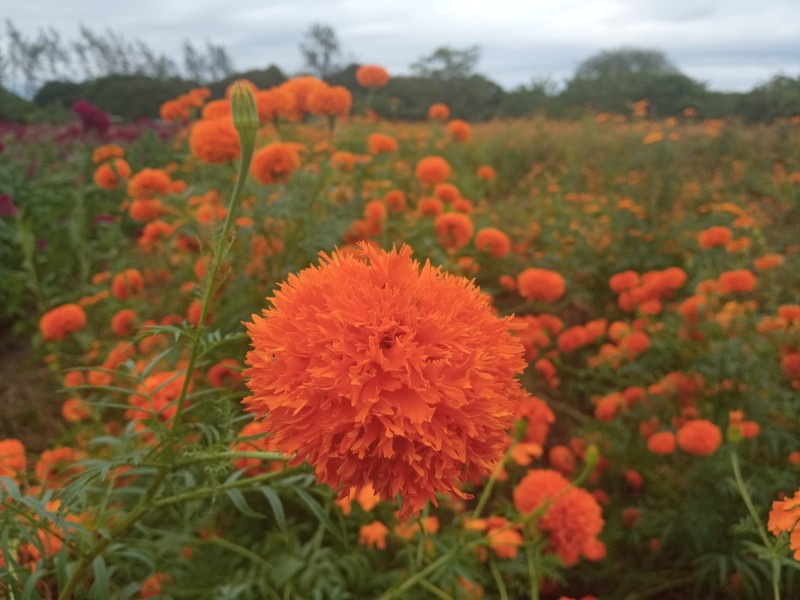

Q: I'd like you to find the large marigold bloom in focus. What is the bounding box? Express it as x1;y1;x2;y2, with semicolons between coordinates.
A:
244;244;528;516
356;65;390;88
190;118;241;164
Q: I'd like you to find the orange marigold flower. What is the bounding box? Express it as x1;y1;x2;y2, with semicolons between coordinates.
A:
434;183;461;204
428;103;450;122
129;199;164;222
331;151;358;172
281;76;326;119
434;212;474;250
477;165;496;180
359;521;389;549
447;119;472;142
64;370;85;388
35;446;84;489
415;156;451;185
254;87;295;122
93;159;131;190
609;271;640;293
356;65;390;88
308;85;352;117
92;144;125;164
243;244;528;516
514;469;604;566
190;118;241;164
367;133;398;154
0;439;26;479
677;419;722;456
517;268;566;303
40;304;87;342
250;142;302;185
647;431;676;455
698;226;733;248
62;398;92;422
418;197;444;217
383;190;406;212
127;371;190;423
111;269;144;300
718;269;757;294
474;227;511;258
768;490;800;559
128;169;171;200
779;304;800;324
487;517;523;559
111;308;137;337
208;359;242;389
159;99;188;121
202;99;231;120
557;326;589;353
140;573;169;599
755;253;784;271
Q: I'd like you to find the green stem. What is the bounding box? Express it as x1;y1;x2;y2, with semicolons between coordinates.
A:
152;466;306;508
376;548;459;600
171;141;255;428
525;535;541;600
490;559;510;600
730;449;781;600
206;535;273;571
58;469;167;600
473;441;516;520
419;579;454;600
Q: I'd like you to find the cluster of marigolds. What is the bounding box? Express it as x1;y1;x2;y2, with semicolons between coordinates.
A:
3;64;800;599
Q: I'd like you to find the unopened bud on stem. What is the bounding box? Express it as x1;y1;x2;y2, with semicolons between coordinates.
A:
230;81;259;143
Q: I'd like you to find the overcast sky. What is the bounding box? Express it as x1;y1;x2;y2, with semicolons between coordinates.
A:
6;0;800;91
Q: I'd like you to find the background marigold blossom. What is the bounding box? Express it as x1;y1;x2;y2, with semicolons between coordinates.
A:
244;244;528;516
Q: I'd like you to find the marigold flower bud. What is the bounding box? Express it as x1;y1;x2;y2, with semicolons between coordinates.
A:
230;81;259;140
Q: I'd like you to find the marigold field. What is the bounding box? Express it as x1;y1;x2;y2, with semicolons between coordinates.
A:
1;75;800;600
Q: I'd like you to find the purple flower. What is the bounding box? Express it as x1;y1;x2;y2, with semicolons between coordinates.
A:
0;193;18;217
72;100;111;136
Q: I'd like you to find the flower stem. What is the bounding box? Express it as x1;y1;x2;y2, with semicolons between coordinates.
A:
171;140;255;429
730;449;781;600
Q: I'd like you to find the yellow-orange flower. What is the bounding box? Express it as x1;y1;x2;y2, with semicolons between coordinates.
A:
474;227;511;258
244;244;528;516
367;133;398;154
677;419;722;456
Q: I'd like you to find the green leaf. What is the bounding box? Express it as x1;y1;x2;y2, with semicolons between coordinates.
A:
260;486;287;531
226;489;265;519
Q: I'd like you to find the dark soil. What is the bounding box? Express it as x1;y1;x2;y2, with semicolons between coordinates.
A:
0;324;62;452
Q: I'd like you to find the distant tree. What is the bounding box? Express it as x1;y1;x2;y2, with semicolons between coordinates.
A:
501;77;558;117
740;74;800;122
410;45;481;81
206;42;234;81
561;47;706;116
183;41;207;82
300;23;343;79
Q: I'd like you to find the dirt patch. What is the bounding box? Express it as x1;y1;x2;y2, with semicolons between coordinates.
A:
0;324;61;452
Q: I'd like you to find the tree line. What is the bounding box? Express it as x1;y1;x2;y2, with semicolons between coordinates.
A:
1;20;798;123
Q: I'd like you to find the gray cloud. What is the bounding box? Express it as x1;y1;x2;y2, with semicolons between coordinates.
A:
5;0;800;91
